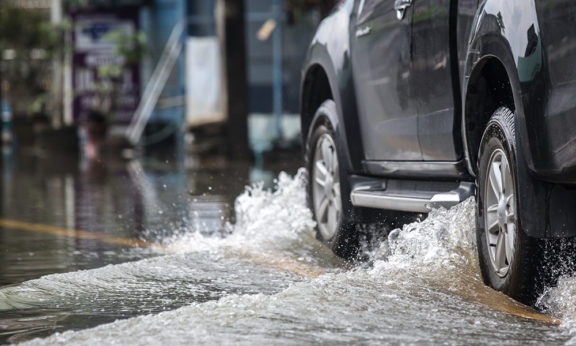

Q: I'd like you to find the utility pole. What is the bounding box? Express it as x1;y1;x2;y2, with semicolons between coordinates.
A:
51;0;63;128
272;0;283;143
0;64;3;129
0;2;3;116
218;0;250;160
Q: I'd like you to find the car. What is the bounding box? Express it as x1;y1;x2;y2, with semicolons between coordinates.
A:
300;0;576;306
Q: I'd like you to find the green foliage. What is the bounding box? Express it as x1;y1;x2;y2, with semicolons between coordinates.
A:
104;29;146;66
90;29;146;120
0;3;64;117
0;4;62;56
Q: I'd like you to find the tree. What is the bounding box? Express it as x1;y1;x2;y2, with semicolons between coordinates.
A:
0;2;63;120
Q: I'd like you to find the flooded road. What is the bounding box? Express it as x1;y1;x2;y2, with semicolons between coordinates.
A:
1;152;576;344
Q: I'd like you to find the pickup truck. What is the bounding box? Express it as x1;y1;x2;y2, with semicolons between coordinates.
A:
300;0;576;306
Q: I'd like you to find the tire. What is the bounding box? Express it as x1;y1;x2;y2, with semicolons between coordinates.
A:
306;100;359;259
476;107;552;305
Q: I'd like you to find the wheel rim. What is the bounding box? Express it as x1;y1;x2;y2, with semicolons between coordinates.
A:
312;133;341;240
484;149;516;278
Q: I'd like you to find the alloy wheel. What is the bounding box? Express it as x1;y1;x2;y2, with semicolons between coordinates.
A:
312;133;341;240
484;149;517;277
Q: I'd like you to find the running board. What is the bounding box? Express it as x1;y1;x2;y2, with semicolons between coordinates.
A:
350;182;474;213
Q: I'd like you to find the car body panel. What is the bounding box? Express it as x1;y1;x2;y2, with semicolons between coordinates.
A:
352;0;422;161
534;0;576;180
465;0;576;182
301;0;576;237
464;0;542;177
411;0;461;161
301;0;364;173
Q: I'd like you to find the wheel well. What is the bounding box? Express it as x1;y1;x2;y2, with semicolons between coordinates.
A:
465;58;515;173
301;65;333;139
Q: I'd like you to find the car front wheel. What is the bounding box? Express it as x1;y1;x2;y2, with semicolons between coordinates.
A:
311;130;341;241
306;100;359;259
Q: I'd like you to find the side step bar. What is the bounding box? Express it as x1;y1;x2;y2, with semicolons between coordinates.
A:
350;182;474;213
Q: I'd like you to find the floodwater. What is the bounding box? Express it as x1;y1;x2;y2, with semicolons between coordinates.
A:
1;151;576;344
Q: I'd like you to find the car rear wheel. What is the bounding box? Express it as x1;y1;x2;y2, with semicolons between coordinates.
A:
476;107;548;305
484;147;516;277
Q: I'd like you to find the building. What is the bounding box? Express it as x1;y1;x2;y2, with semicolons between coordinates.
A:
1;0;324;152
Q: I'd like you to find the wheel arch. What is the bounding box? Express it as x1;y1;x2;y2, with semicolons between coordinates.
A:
300;64;335;149
462;40;549;238
463;0;545;177
464;52;576;239
463;56;515;176
300;0;364;173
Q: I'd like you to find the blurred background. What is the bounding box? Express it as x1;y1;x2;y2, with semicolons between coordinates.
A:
0;5;342;342
0;0;337;315
0;0;337;161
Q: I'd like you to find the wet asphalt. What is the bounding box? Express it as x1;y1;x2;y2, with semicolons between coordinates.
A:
0;148;302;343
0;147;572;345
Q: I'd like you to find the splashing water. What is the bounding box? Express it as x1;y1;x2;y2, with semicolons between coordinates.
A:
161;169;343;272
537;276;576;342
166;170;321;255
373;198;477;269
3;170;572;345
0;170;330;314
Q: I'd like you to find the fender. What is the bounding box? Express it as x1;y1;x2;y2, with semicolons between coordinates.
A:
464;0;576;238
301;0;364;173
464;0;544;177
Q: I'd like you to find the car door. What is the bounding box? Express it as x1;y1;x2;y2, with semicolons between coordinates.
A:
351;0;422;162
411;0;460;161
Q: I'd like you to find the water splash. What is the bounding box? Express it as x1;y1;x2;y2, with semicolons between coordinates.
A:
0;169;333;316
371;198;477;269
18;194;561;345
6;171;569;345
165;169;318;253
537;276;576;342
161;168;343;271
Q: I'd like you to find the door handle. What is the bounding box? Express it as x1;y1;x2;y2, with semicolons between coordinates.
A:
394;0;413;20
355;26;372;38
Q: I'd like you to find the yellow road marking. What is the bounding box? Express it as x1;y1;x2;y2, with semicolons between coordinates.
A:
0;218;561;324
0;219;154;248
0;219;322;278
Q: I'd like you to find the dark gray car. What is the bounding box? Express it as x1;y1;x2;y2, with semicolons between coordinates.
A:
300;0;576;306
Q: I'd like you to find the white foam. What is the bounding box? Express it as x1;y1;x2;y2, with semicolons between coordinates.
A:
371;197;477;277
13;172;567;345
537;276;576;342
165;169;317;254
0;169;327;316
